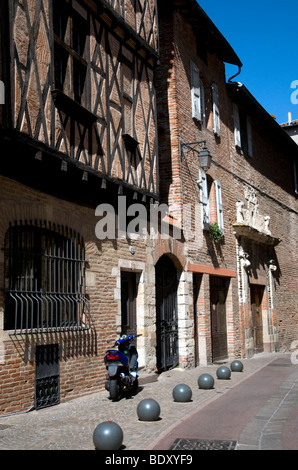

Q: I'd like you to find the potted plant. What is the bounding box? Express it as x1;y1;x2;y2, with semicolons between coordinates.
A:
209;222;224;243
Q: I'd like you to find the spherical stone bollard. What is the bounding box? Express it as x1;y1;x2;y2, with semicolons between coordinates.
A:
93;421;123;451
172;384;192;402
230;360;244;372
198;373;214;390
137;398;160;421
216;366;231;380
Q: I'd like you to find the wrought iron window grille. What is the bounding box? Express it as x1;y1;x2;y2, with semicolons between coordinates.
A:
35;344;60;410
4;221;90;335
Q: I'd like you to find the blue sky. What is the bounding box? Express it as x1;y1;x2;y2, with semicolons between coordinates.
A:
197;1;298;124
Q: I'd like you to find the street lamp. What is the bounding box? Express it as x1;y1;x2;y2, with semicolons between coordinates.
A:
180;140;212;172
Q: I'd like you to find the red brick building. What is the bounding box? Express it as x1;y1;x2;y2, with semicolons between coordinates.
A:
0;0;159;414
156;0;298;366
0;0;297;415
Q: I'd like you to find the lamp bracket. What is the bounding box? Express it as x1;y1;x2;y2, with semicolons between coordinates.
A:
180;140;207;160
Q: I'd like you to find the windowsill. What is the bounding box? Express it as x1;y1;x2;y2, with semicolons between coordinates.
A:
233;223;281;246
235;145;253;159
122;133;139;149
51;89;98;124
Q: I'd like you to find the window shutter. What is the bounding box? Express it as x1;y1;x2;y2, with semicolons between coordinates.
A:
200;82;206;126
247;116;253;157
199;169;210;228
190;60;201;121
215;179;224;230
212;83;220;136
233;103;241;147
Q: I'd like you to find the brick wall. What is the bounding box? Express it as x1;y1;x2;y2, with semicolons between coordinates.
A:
1;0;297;414
0;0;160;414
156;1;298;363
0;176;151;414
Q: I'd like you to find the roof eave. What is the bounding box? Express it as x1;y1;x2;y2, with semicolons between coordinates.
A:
173;0;242;67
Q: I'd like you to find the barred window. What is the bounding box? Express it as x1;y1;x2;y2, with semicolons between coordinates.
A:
4;222;90;334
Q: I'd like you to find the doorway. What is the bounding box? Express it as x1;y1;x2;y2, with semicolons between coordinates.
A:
121;271;137;337
210;276;228;362
250;285;264;353
155;255;179;371
193;273;202;366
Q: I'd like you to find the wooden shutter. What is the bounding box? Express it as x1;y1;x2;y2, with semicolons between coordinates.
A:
199;169;210;228
233;103;241;147
0;81;4;105
200;82;206;126
215;179;224;230
212;83;220;136
247;116;253;157
190;60;202;121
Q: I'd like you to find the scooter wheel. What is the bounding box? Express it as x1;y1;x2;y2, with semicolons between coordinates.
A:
109;379;121;401
132;378;139;393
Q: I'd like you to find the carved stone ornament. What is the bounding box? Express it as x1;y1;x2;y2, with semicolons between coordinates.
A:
239;246;251;269
233;188;281;246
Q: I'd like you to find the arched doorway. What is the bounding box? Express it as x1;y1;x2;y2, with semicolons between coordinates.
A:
155;255;179;371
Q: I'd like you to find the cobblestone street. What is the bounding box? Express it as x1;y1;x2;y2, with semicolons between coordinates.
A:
1;353;297;451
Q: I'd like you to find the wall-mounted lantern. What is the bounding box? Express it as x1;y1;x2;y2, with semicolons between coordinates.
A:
180;140;212;172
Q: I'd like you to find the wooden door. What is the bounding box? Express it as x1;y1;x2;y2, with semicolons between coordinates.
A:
121;272;137;337
193;273;202;367
210;276;228;362
250;285;264;353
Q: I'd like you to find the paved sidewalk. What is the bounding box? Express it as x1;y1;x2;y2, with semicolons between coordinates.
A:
150;354;298;450
0;352;297;450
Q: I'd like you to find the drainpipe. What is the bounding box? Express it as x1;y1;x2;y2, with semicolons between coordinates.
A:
228;64;243;85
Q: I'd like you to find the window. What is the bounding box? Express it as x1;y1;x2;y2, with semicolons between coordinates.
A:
190;60;205;124
4;223;90;334
212;83;220;136
35;344;60;410
199;171;224;231
53;0;88;106
233;103;253;157
122;55;134;136
73;59;87;104
54;46;68;92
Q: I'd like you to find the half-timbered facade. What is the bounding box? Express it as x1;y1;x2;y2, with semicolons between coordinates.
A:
4;0;158;195
1;0;297;416
0;0;159;414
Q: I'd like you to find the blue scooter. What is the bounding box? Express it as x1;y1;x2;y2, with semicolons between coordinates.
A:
104;334;141;401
